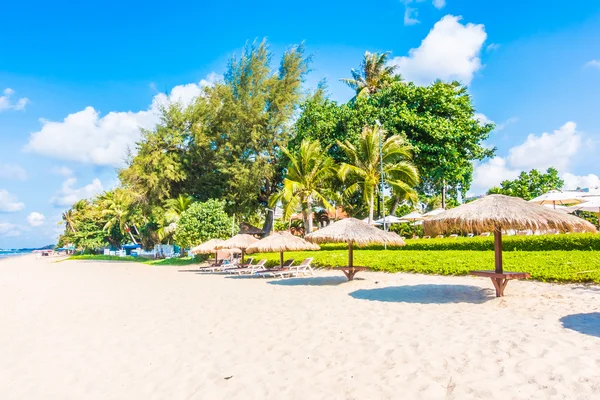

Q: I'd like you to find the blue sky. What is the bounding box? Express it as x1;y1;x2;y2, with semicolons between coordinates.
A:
2;0;600;248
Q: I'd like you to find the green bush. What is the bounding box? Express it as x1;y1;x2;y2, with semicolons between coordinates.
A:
304;233;600;252
402;233;600;252
174;199;233;248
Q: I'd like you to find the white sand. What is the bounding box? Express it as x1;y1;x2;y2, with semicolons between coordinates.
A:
1;255;599;400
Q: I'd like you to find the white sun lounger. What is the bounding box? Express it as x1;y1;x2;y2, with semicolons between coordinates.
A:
259;258;314;278
229;259;267;275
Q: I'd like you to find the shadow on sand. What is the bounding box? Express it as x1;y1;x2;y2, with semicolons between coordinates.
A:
350;284;495;304
268;276;358;286
560;313;600;338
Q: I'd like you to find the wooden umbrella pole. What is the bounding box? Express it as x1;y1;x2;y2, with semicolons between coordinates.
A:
348;241;353;269
494;226;503;274
280;250;284;268
241;249;245;265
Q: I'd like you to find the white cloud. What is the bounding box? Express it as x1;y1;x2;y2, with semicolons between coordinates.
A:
506;122;580;171
474;113;493;125
0;88;30;112
0;222;21;238
0;164;27;180
404;7;420;25
495;117;518;131
562;173;600;190
0;190;25;212
401;0;446;24
52;166;74;177
584;60;600;69
432;0;446;9
24;73;219;168
390;15;487;85
50;178;104;207
472;157;520;191
27;212;46;227
486;43;500;52
470;121;597;195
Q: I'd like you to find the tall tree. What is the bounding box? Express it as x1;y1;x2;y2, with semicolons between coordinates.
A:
189;40;310;231
341;51;400;98
337;125;419;223
269;139;335;234
487;167;564;200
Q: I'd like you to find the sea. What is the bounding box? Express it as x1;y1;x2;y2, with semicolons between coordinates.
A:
0;249;32;259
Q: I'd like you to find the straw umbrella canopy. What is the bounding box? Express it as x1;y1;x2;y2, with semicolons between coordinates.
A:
529;190;584;209
215;234;259;264
246;231;320;267
305;218;405;279
190;239;224;255
423;208;445;218
191;238;221;263
424;194;596;274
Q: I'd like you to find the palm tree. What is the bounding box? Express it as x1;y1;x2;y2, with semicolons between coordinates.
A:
100;189;137;244
61;209;77;233
164;194;195;222
155;195;195;243
270;139;335;235
338;125;419;224
341;51;399;98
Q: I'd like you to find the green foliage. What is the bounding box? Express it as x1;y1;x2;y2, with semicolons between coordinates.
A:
119;39;310;227
254;249;600;284
487;167;564;200
173;199;233;248
57;199;124;251
294;80;494;202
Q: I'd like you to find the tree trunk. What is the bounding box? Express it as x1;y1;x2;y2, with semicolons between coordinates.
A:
441;179;447;209
261;210;274;238
368;192;375;224
389;197;400;216
494;226;503;273
303;196;313;235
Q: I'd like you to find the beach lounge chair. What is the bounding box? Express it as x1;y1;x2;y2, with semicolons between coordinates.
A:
228;259;267;275
261;258;314;278
253;259;295;277
199;259;239;273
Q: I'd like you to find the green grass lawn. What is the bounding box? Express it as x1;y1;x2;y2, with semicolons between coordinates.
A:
66;254;199;266
67;249;600;284
251;249;600;284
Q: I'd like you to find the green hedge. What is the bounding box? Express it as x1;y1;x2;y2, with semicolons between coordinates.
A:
313;233;600;252
253;249;600;284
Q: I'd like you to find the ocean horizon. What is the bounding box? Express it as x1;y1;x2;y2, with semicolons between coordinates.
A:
0;250;32;259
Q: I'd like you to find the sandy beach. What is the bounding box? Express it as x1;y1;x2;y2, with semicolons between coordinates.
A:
1;255;599;399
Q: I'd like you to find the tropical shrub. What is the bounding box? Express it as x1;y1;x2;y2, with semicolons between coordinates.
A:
174;199;233;248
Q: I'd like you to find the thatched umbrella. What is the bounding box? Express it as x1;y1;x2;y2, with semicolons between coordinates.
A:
424;194;596;295
305;218;405;280
246;231;320;267
216;234;259;264
190;238;224;255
